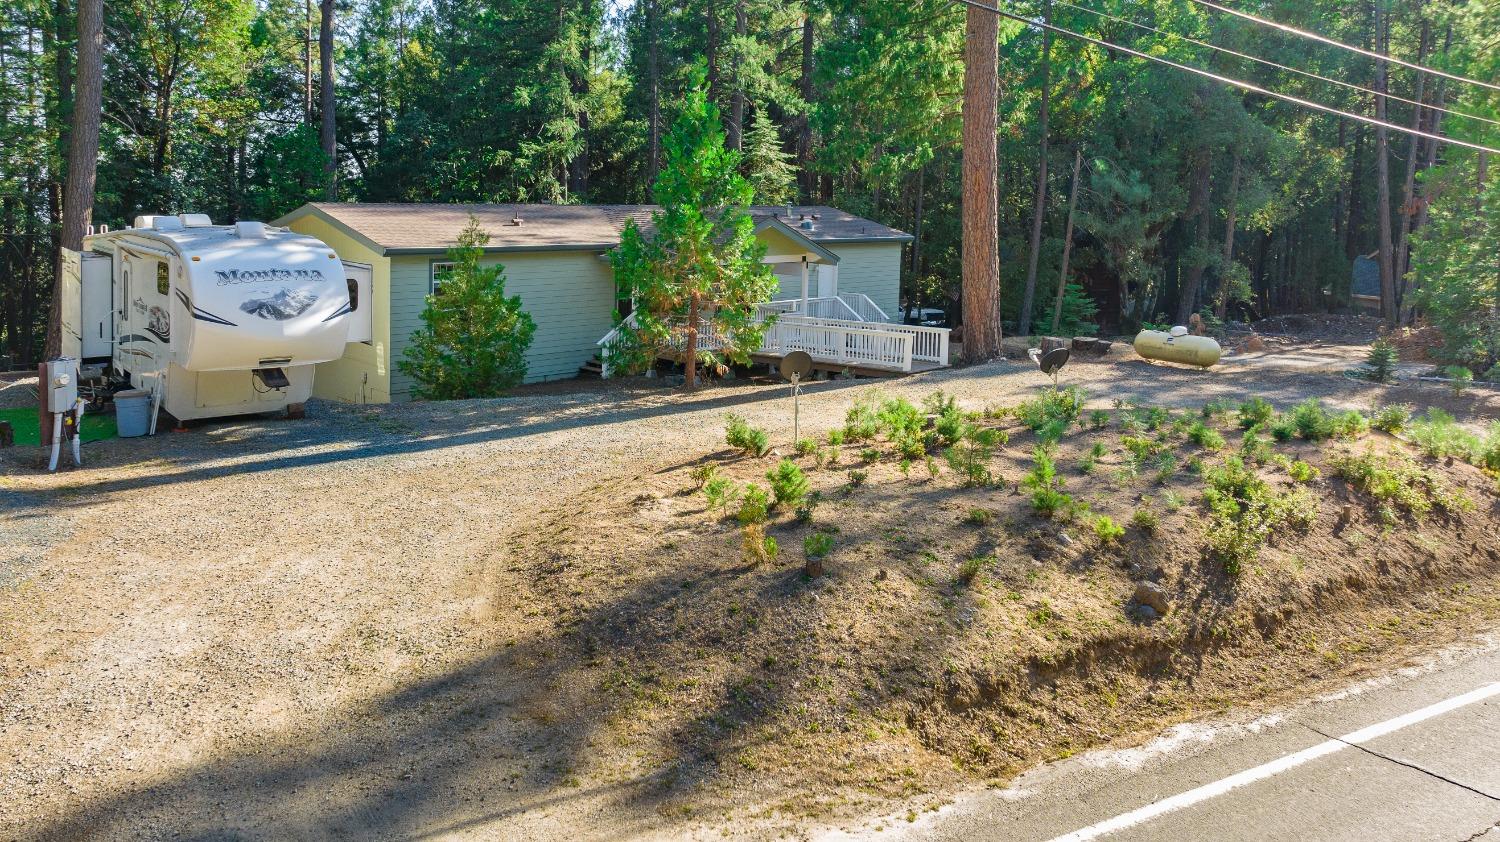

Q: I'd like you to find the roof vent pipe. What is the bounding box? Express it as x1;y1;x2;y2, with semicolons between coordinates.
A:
800;219;815;231
511;217;524;226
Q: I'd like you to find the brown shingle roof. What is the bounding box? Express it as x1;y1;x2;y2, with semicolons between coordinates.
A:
289;203;910;253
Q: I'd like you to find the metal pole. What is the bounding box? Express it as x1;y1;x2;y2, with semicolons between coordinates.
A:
800;256;809;315
792;373;801;443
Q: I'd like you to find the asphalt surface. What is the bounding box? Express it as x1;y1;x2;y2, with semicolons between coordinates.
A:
828;636;1500;842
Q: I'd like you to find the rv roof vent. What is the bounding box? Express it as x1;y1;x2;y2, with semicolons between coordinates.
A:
151;215;184;232
179;213;213;227
133;214;164;230
235;220;269;239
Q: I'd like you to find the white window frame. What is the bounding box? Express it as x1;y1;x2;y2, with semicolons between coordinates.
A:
430;261;455;295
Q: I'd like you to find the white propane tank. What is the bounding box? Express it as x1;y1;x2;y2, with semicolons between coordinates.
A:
1133;328;1222;368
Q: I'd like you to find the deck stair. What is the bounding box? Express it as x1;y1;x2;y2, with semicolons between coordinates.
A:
596;292;950;378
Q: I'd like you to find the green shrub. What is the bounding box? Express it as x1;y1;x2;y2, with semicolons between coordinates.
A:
923;391;958;416
1187;421;1226;450
1372;404;1413;434
1361;340;1399;383
843;398;882;442
1016;387;1085;436
827;429;846;446
690;464;719;490
1153;452;1178;484
1443;365;1474;395
1331;410;1370;440
1287;460;1319;483
1130;506;1160;534
860;447;881;463
804;531;835;559
1089;409;1111;429
726;413;770;456
1202;398;1235;421
1483;423;1500;472
964;507;993;526
1290;399;1335;441
945;426;1002;487
1122;435;1165;461
1269;415;1297;442
1237;397;1275;429
847;468;868;487
766;459;809;508
736;484;771;524
1092;515;1125;544
1078;453;1098;475
1329;451;1472;520
1239;429;1272;464
795;437;818;458
704;475;737;511
1023;447;1072;518
399;218;537;399
742;523;777;564
1406;409;1482;461
794;490;822;524
1161;490;1186;511
1202;456;1300;575
876;396;925;439
957;555;988;584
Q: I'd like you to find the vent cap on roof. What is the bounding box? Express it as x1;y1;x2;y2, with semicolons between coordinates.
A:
178;213;213;227
235;221;270;239
133;214;184;231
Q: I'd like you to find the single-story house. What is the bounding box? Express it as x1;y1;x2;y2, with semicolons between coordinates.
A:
274;203;913;403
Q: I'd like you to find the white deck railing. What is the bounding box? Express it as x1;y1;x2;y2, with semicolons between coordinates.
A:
599;300;947;377
838;292;892;323
776;314;949;364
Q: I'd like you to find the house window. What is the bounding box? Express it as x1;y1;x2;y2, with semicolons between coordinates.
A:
430;261;455;295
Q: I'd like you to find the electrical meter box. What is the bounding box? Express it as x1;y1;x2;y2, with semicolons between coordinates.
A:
44;358;79;413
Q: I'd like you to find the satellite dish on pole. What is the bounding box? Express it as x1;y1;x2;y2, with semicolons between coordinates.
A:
780;351;813;381
1038;347;1070;376
779;351;814;444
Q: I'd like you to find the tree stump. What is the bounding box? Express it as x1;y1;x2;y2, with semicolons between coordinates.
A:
1040;336;1069;355
804;557;825;578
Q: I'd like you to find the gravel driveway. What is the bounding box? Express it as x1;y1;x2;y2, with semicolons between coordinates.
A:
1;355;1495;840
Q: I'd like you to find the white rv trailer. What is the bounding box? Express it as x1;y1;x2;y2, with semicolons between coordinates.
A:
68;213;362;422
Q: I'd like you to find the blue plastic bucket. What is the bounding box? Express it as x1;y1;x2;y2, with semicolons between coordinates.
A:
114;389;152;437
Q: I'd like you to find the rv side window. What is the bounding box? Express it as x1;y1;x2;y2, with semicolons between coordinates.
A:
346;277;359;311
431;262;454;296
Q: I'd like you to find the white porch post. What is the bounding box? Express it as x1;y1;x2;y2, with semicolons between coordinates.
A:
800;256;810;314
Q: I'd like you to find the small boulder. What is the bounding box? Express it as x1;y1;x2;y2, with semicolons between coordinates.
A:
1133;604;1159;622
1133;580;1171;614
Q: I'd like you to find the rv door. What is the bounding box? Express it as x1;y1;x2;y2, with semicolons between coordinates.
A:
345;262;373;344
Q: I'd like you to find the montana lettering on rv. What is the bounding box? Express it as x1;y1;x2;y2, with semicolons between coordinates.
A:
214;268;327;285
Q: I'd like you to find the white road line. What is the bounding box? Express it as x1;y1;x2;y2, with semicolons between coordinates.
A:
1049;682;1500;842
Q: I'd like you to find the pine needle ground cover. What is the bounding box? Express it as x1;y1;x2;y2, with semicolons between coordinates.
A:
510;393;1500;825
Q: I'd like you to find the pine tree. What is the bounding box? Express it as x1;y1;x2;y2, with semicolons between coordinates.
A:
1361;339;1399;384
744;112;795;203
397;217;536;399
607;61;779;388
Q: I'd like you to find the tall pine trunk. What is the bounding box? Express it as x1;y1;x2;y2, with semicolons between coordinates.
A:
1017;1;1051;338
961;3;1001;361
727;1;745;150
797;13;814;201
646;0;661;183
1049;147;1083;333
1215;148;1241;319
320;0;337;200
1373;3;1396;326
46;0;99;360
1393;19;1428;316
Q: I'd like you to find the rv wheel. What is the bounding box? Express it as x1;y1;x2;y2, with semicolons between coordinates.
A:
285;403;306;420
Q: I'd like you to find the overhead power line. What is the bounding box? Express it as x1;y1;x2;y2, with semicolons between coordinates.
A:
945;0;1500;155
1183;0;1500;94
1054;0;1500;128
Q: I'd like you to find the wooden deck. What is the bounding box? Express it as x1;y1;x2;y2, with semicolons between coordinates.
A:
747;352;945;378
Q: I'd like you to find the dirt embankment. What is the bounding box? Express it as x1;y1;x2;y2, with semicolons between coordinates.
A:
506;400;1500;827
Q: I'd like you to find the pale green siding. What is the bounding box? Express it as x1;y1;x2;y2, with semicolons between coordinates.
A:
387;249;616;398
828;242;904;319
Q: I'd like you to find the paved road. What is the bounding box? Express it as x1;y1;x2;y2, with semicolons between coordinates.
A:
828;637;1500;842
